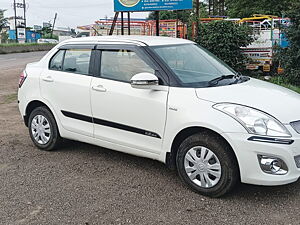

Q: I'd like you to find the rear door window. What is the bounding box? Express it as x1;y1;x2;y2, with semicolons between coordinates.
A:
49;50;65;71
62;49;92;75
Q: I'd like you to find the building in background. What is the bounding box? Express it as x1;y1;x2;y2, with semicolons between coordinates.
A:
8;30;41;42
77;19;187;38
53;27;75;37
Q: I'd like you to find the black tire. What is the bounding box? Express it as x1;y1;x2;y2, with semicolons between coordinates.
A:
176;132;239;197
28;106;62;151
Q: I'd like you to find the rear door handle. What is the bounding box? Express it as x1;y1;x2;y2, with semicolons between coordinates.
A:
92;85;107;92
42;76;54;82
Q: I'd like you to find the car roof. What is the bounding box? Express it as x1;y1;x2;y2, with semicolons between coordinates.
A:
60;35;194;47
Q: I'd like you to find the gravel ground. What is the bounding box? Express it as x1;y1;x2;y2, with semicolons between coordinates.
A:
0;52;300;225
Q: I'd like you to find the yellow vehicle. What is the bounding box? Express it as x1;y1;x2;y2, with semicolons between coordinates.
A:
239;14;278;24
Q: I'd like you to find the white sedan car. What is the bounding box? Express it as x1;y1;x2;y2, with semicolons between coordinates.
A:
18;36;300;197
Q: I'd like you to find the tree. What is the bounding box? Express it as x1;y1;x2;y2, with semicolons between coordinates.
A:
147;1;208;24
0;9;8;33
196;21;253;71
148;11;191;24
147;1;208;39
275;1;300;85
225;0;296;18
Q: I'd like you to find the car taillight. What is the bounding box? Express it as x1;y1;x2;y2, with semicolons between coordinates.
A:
19;71;27;88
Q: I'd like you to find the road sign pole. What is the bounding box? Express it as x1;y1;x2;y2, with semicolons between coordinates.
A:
155;11;160;36
121;12;124;35
128;12;131;35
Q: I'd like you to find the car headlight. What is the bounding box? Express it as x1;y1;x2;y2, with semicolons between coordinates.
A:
213;103;291;137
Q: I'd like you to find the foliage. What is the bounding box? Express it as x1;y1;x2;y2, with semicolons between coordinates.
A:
1;31;8;43
225;0;297;18
147;1;208;24
41;26;52;36
267;76;300;94
148;10;191;24
0;9;8;33
148;2;208;39
42;33;59;40
274;1;300;86
196;21;253;71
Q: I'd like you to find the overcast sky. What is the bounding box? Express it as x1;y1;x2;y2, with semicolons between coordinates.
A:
1;0;149;28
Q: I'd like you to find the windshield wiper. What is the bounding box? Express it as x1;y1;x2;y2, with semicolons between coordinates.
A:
208;75;235;87
229;72;250;85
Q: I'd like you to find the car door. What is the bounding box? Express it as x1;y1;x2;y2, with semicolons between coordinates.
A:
90;45;169;154
40;45;94;137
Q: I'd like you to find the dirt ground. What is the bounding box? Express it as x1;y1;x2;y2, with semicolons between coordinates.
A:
0;51;300;225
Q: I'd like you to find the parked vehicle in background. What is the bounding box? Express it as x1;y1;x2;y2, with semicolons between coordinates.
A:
240;15;290;73
18;36;300;197
58;36;73;43
37;39;59;44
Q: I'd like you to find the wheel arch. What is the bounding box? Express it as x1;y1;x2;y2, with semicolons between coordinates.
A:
166;126;240;174
24;100;53;127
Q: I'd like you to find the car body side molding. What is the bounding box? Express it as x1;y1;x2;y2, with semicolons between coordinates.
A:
61;110;161;139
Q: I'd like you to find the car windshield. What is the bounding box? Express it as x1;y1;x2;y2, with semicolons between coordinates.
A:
151;44;237;87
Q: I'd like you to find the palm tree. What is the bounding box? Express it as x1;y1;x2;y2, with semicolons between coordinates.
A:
0;9;8;33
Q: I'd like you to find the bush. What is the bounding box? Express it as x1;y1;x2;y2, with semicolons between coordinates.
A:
196;21;253;72
274;2;300;86
42;34;59;40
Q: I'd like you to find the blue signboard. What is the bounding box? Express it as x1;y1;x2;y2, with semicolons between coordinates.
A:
114;0;193;12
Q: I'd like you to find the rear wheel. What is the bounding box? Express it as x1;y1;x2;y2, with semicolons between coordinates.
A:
28;106;61;151
176;132;239;197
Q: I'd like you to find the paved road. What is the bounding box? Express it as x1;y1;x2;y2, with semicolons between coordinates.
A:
0;52;300;225
0;51;47;97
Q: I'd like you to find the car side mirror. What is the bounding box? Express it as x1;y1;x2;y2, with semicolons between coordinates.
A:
131;73;159;90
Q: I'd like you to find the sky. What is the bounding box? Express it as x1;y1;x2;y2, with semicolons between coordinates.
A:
1;0;149;29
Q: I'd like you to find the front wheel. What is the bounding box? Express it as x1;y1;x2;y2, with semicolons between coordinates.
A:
28;106;62;151
176;132;239;197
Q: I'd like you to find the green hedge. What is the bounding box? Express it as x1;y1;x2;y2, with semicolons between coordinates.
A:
0;43;54;47
0;43;55;54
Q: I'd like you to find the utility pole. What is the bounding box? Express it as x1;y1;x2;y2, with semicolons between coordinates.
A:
23;0;26;28
13;0;18;43
23;0;27;42
51;13;57;38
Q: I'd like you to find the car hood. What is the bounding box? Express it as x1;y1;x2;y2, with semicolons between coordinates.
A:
195;78;300;124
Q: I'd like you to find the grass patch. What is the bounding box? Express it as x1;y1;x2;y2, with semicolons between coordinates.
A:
0;43;55;47
0;93;18;104
267;77;300;94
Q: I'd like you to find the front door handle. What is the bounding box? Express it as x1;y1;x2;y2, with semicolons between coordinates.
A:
42;76;54;82
92;85;107;92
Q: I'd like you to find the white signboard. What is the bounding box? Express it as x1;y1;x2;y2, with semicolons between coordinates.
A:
17;28;26;39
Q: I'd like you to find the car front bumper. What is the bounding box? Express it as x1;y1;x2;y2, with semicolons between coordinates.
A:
223;126;300;186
